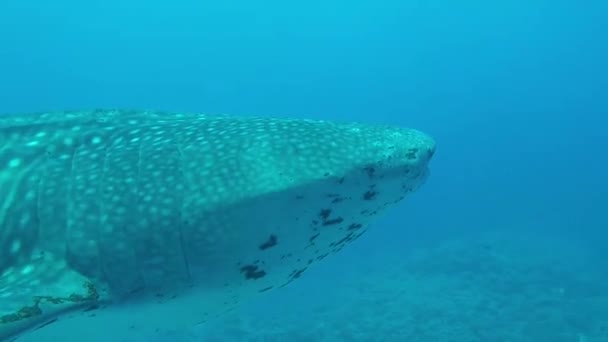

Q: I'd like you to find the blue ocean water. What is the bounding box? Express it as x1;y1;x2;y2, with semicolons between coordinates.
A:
1;0;607;341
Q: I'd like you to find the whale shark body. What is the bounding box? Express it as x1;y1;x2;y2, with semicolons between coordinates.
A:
0;110;435;341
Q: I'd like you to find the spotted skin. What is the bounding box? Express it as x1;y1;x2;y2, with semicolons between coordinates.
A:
0;110;435;341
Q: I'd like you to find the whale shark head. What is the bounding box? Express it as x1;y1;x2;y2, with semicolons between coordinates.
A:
0;110;435;341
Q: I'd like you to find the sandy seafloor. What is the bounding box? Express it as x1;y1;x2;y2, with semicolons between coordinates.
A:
165;229;608;342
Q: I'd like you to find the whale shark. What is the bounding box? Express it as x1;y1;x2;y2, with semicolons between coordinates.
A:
0;109;435;341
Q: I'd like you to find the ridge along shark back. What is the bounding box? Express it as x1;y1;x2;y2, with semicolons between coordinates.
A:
0;110;436;341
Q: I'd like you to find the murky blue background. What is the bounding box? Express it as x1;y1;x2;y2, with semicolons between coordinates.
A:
1;1;607;340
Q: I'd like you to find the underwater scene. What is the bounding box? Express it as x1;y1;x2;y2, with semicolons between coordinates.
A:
1;0;607;341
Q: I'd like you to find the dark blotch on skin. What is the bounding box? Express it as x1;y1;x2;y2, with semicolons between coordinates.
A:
326;193;347;203
309;233;319;243
329;232;355;248
259;234;278;250
363;190;378;200
323;217;344;226
319;208;344;226
363;166;376;179
348;223;363;230
240;265;267;280
34;318;58;331
319;209;331;220
258;286;273;293
279;280;294;289
291;267;308;279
